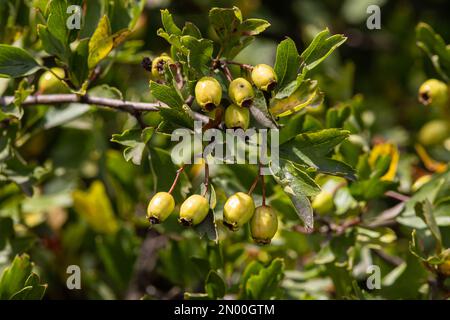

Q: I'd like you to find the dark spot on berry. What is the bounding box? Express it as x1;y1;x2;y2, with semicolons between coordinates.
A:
148;217;160;225
179;218;193;227
267;81;277;92
204;102;216;111
419;91;431;105
141;57;152;72
223;220;237;231
241;99;253;108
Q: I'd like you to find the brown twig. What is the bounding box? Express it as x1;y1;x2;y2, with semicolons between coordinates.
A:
0;94;210;123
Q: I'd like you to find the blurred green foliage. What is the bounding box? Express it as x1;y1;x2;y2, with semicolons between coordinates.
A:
0;0;449;300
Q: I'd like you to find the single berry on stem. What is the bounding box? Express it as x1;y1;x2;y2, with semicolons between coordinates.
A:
223;192;255;231
195;76;222;111
224;104;250;129
228;78;255;108
250;205;278;245
147;192;175;224
179;194;210;226
151;54;174;78
418;79;448;108
251;64;277;91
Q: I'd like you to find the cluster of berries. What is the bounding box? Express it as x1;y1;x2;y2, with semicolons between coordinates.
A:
147;190;278;245
148;54;278;130
143;55;282;244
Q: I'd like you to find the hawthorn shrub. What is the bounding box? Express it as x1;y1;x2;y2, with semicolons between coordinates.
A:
0;1;449;300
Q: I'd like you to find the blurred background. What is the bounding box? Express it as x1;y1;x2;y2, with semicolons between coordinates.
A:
0;0;449;300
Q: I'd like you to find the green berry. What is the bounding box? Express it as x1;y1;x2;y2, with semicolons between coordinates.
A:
312;190;334;215
251;64;277;91
418;120;449;146
147;192;175;224
418;79;448;108
223;192;255;231
195;76;222;111
179;194;210;226
250;206;278;245
224;104;250;129
151;54;174;78
38;68;67;93
228;78;254;107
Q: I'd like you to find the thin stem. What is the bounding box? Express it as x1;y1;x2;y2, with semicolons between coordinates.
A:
261;170;266;206
385;191;410;202
224;60;254;71
202;162;209;197
221;62;233;82
168;165;185;194
248;167;260;195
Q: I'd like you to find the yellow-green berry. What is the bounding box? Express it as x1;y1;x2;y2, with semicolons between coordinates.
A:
418;79;448;108
179;194;210;226
223;192;255;231
250;205;278;245
251;64;277;91
228;77;254;107
147;192;175;224
224;104;250;129
195;76;222;111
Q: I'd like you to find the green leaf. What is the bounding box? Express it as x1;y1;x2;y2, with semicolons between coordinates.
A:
1;79;33;120
249;90;278;129
0;45;41;78
270;79;323;117
416;22;450;81
160;9;182;35
149;81;184;109
37;24;67;60
245;258;285;299
272;161;320;230
205;270;226;299
274;38;301;89
111;127;154;165
0;254;33;299
280;129;356;180
69;39;89;88
95;228;138;293
182;22;202;38
239;18;270;36
10;273;47;300
180;36;214;75
414;200;442;253
301;28;347;71
208;7;264;59
209;7;243;43
47;0;69;47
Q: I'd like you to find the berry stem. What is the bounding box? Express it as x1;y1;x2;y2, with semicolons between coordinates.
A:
224;60;254;71
261;169;266;206
221;62;234;82
203;161;210;197
248;166;260;195
168;165;185;194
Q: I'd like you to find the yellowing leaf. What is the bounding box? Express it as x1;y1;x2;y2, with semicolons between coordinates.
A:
72;181;119;234
369;142;399;181
269;80;323;117
415;144;448;173
88;16;113;69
